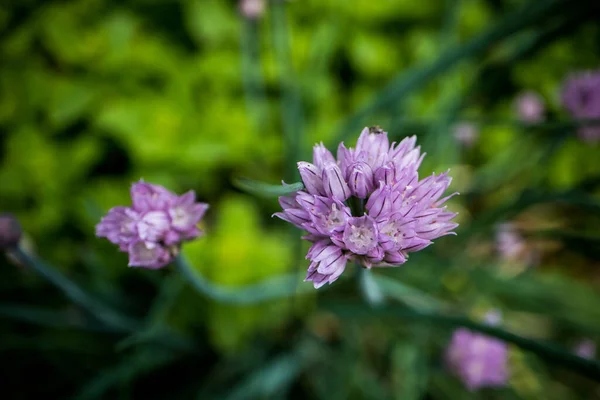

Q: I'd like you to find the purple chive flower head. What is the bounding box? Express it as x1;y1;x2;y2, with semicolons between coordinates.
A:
96;180;208;269
515;91;545;123
445;312;509;391
561;70;600;143
274;127;458;288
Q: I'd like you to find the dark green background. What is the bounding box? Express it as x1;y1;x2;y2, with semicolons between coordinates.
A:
1;0;600;398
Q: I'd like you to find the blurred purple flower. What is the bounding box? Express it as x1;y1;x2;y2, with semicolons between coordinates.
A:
96;180;209;269
574;339;596;359
561;70;600;143
495;223;537;267
239;0;265;19
445;312;509;391
453;122;478;148
0;213;22;249
515;91;545;123
274;127;458;288
496;223;526;261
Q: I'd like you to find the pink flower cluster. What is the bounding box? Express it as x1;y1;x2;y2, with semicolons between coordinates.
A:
96;181;208;269
275;127;458;288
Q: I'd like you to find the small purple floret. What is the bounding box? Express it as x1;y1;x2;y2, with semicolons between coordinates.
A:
96;180;209;269
274;127;459;288
445;312;509;391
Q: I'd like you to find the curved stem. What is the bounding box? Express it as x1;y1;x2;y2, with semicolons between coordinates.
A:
175;254;313;304
327;301;600;382
357;266;384;306
9;247;139;332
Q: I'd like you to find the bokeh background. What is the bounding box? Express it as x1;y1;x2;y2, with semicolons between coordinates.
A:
2;0;600;398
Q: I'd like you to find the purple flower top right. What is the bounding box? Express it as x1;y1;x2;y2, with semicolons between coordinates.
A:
561;70;600;143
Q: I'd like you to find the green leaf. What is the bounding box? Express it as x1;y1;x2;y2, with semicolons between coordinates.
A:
73;349;178;400
326;302;600;382
175;254;314;304
10;247;139;333
271;0;305;181
374;274;446;312
233;178;303;198
358;268;385;306
0;303;111;332
331;0;563;144
391;343;428;400
222;340;318;400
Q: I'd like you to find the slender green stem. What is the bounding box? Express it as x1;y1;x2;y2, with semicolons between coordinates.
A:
175;254;313;304
357;267;384;306
373;274;446;312
327;302;600;382
271;0;304;181
116;272;193;351
0;303;116;332
241;16;268;130
9;247;139;332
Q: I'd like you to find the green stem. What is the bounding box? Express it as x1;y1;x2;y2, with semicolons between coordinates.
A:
241;16;268;131
327;302;600;382
271;0;304;181
333;0;564;144
175;254;313;304
9;247;139;332
357;266;384;306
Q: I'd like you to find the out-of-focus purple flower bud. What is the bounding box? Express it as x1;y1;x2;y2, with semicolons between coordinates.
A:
574;339;596;359
239;0;265;19
445;312;509;391
453;122;478;148
0;213;22;249
561;70;600;143
515;91;545;123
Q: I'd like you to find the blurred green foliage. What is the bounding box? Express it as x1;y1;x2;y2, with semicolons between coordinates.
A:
2;0;600;398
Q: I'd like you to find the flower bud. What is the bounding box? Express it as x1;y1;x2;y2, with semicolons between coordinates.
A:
374;162;396;185
298;162;324;196
356;126;390;160
312;143;335;169
347;162;374;199
322;163;351;201
0;213;22;249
